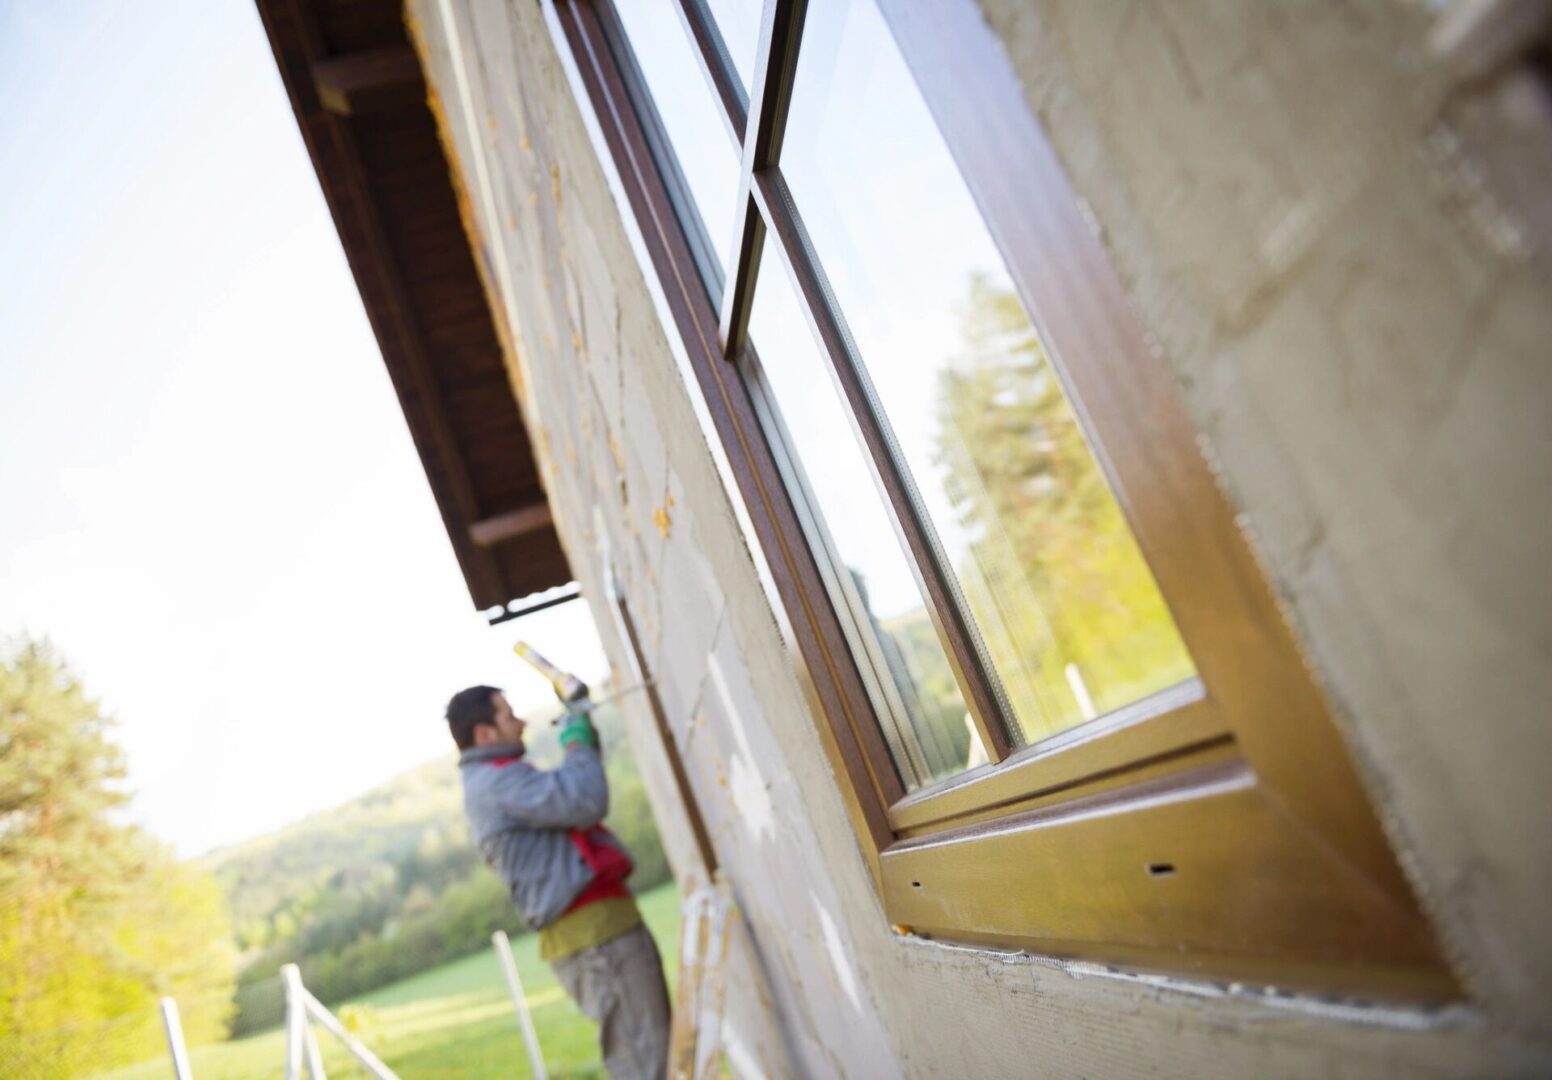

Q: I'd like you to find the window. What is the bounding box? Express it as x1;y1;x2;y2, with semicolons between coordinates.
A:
693;0;763;96
744;238;982;791
609;0;740;289
778;0;1195;763
552;0;1456;1000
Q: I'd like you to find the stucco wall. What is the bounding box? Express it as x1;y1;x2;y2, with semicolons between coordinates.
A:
409;0;1552;1075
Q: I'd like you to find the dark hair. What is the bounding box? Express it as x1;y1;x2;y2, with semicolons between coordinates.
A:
446;685;501;750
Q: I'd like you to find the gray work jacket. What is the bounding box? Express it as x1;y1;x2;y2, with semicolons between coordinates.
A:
458;742;617;930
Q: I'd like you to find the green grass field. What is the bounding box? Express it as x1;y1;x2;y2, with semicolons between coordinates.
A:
97;884;679;1080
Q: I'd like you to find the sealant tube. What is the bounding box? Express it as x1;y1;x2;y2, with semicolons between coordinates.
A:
513;641;589;703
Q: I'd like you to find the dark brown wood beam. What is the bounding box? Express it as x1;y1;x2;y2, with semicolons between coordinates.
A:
469;504;554;547
311;45;422;116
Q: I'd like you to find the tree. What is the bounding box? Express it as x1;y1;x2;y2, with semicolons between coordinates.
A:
0;638;235;1078
934;277;1194;741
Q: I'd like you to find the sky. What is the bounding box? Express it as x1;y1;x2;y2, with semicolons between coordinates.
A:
0;0;606;858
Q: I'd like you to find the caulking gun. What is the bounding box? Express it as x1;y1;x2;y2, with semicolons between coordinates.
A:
512;641;654;723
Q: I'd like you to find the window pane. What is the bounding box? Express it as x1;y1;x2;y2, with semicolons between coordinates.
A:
610;0;739;279
701;0;762;93
783;0;1195;746
746;256;986;792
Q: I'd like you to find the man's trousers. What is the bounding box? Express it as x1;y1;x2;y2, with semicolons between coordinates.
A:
551;923;672;1080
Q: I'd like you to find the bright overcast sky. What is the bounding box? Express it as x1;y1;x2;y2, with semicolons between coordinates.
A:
0;0;606;858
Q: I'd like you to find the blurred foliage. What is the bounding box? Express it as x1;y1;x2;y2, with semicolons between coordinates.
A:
94;882;681;1080
877;608;972;771
336;1002;379;1041
935;276;1195;742
216;697;670;1036
0;638;235;1078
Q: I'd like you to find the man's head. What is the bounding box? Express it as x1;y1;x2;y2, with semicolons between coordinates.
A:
445;685;526;750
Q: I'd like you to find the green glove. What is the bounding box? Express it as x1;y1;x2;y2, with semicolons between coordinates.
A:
559;710;598;750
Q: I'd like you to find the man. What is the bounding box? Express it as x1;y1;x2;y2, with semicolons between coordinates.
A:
446;685;670;1080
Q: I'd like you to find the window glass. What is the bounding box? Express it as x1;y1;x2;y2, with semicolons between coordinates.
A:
745;256;986;791
610;0;739;279
783;0;1195;746
701;0;762;93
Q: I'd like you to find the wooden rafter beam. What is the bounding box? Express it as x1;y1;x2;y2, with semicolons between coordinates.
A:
469;504;554;548
311;45;423;116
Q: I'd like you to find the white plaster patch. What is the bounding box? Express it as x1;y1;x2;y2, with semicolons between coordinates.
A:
720;1023;764;1080
708;647;774;843
814;897;862;1015
727;752;773;842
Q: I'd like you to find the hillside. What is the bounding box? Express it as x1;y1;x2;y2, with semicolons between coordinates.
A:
201;754;468;950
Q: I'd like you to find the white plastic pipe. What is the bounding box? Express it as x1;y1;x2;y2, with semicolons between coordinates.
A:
304;1018;327;1080
159;997;193;1080
302;992;399;1080
281;965;306;1080
282;968;305;1073
494;931;549;1080
1065;662;1098;721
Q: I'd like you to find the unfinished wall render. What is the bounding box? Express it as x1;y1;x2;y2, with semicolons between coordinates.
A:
412;0;1552;1075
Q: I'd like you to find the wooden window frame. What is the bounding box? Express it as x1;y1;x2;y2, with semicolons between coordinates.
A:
548;0;1457;1000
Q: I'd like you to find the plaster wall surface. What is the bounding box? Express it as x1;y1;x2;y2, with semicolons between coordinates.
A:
409;0;1552;1075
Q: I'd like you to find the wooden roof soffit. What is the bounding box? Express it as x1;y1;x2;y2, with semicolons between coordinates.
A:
254;0;571;614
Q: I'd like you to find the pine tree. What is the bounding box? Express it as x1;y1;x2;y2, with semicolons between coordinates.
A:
0;639;235;1078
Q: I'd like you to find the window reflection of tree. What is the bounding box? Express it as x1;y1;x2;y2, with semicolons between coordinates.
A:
935;277;1195;745
846;567;970;784
744;339;972;792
